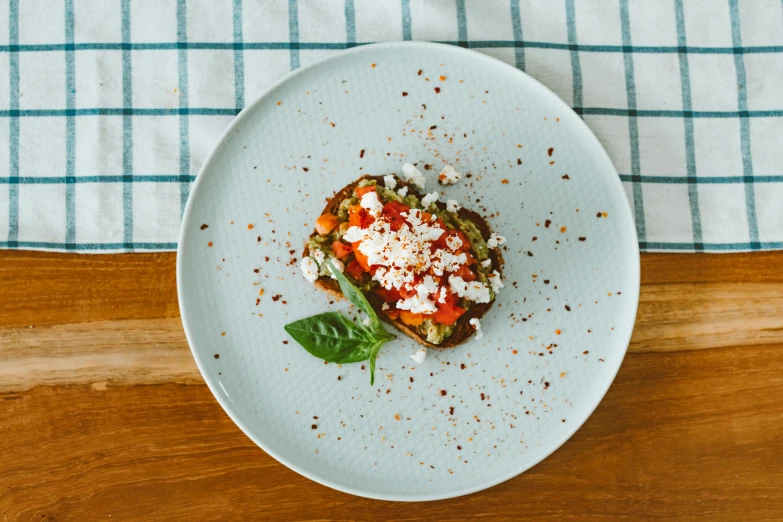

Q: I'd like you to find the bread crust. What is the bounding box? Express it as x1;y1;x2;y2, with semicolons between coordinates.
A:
303;175;504;348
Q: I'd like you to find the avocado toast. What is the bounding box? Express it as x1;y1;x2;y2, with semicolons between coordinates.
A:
300;168;505;348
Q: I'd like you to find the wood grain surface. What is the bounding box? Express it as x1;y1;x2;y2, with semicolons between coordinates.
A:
1;250;782;520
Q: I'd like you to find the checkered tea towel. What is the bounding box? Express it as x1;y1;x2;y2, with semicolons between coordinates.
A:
1;0;782;253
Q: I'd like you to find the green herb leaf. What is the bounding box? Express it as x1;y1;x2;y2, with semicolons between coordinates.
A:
327;259;390;337
284;312;375;364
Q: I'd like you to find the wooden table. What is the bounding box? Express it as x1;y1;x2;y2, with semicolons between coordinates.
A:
1;250;782;520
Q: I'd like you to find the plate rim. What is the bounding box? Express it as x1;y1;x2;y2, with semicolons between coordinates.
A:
177;40;641;502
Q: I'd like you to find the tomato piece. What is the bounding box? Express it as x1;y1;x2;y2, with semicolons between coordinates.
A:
331;241;353;259
345;260;364;280
456;230;472;252
384;308;401;320
433;303;467;326
352;242;371;271
355;185;377;198
315;213;339;235
382;201;411;231
348;205;374;229
375;287;402;302
453;264;477;282
463;251;477;265
399;310;424;326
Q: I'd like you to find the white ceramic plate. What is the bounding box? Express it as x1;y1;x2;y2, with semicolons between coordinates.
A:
177;42;639;501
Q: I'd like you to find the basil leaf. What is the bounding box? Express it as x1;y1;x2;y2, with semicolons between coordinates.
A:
368;340;385;386
327;259;391;337
284;312;376;364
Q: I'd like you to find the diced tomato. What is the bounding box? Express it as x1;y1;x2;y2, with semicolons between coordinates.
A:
348;204;374;229
385;308;401;320
331;241;353;259
355;185;377;198
438;288;458;307
455;230;471;252
352;242;371;271
315;213;339;235
432;302;467;326
463;251;477;265
399;310;424;326
453;264;477;282
346;260;364;280
382;201;411;231
375;286;402;302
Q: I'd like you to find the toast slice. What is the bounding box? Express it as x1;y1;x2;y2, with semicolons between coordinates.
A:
303;175;504;348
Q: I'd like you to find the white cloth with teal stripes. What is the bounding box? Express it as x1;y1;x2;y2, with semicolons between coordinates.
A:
2;0;781;253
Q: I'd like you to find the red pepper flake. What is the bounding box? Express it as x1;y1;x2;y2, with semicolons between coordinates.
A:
360;149;365;158
501;179;509;184
439;390;447;396
565;305;571;311
562;174;570;180
480;393;485;400
272;294;281;302
544;382;550;389
434;87;441;93
200;224;209;230
578;237;586;241
548;147;554;156
257;236;261;242
220;331;226;336
417;69;422;76
583;350;589;354
402;92;408;97
544;220;551;228
302;167;309;172
460;363;466;369
555;329;561;335
276;101;281;106
255;298;260;305
603;212;609;218
370;63;376;68
207;241;213;247
394;413;400;421
439;75;446;81
311;424;317;429
214;354;220;359
517;158;522;165
512;349;518;354
247;224;254;230
549;160;555;165
560;226;567;233
337;376;342;380
424;164;432;170
283;340;288;344
386;389;391;395
409;376;414;383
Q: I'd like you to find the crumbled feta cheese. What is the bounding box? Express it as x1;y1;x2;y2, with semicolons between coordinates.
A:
397;186;409;198
469;318;483;339
382;302;390;311
328;258;345;278
487;232;506;249
438;164;462;185
445;234;463;251
312;249;325;264
384;175;397;189
488;270;504;293
360;191;383;217
300;256;319;283
437;287;448;304
397;294;438;314
480;258;492;268
417;275;439;299
448;275;468;296
401;163;426;190
410;348;427;364
421;191;439;207
342;225;364;243
446;199;460;212
362;317;372;327
465;281;491;303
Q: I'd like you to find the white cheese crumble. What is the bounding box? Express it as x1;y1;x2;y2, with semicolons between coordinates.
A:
362;317;372;327
360;191;383;217
312;248;325;264
488;270;504;293
410;348;427;364
421;191;439;207
480;258;492;268
469;318;483;339
438;164;462;185
397;294;438;314
300;256;319;283
401;163;426;190
397;186;409;198
446;199;460;212
382;302;390;311
328;258;344;278
383;175;397;189
437;286;448;303
445;234;463;251
487;232;506;249
449;275;491;303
